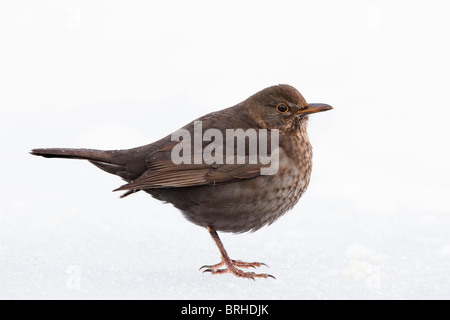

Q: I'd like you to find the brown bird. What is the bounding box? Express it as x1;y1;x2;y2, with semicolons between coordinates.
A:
31;84;332;280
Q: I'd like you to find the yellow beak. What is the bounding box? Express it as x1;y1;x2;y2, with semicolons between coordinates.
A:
296;103;333;115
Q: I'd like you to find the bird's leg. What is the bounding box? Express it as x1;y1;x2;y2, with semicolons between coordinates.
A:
200;225;275;280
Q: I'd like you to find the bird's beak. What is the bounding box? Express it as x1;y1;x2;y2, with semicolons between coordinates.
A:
296;103;333;115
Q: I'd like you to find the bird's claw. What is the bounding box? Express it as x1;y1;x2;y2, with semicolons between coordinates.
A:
200;259;275;280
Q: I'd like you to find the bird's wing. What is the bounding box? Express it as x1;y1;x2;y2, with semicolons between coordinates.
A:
114;142;265;191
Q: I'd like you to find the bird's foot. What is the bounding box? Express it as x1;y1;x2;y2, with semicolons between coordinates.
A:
200;259;275;280
200;259;267;270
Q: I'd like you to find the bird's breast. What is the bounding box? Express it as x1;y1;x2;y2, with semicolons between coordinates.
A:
147;134;313;233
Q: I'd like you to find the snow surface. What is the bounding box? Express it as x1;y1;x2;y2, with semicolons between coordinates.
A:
2;184;450;300
1;1;450;300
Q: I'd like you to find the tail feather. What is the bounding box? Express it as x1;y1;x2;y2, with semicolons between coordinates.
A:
31;147;149;198
31;148;115;163
31;148;130;178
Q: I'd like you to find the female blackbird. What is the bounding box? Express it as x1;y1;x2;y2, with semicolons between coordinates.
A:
31;84;332;280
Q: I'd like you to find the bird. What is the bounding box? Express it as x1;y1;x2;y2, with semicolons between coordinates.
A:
31;84;333;280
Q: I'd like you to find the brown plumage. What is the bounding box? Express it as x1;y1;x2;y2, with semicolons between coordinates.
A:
31;84;332;279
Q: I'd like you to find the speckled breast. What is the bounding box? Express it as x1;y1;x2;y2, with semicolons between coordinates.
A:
148;135;313;234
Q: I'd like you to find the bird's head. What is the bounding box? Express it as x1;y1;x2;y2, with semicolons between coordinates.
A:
246;84;333;134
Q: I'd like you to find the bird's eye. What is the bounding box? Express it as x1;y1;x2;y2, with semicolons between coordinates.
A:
276;104;288;113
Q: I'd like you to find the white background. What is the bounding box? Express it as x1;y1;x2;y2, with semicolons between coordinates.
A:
1;0;449;299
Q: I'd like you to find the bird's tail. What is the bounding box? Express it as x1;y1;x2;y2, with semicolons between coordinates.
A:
31;148;147;198
30;148;128;177
31;148;114;162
